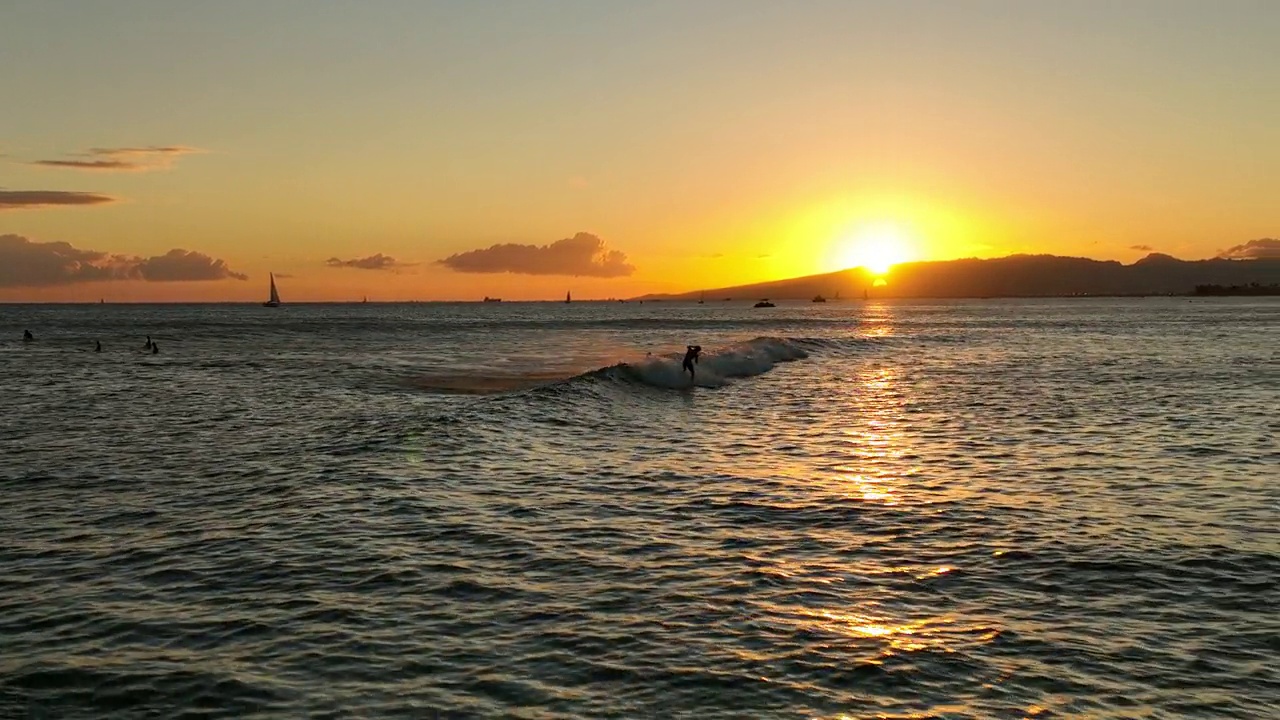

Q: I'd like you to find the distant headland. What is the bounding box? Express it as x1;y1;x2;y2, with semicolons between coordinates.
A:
1193;283;1280;296
634;253;1280;301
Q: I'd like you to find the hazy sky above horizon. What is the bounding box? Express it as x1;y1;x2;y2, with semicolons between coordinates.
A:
3;0;1278;301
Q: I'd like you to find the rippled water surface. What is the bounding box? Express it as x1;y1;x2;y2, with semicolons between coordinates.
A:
2;299;1278;719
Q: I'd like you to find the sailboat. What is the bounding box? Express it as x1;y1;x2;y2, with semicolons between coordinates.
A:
698;292;705;304
263;273;281;307
565;291;572;304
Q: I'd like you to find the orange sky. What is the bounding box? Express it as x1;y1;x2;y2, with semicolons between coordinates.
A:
2;2;1277;302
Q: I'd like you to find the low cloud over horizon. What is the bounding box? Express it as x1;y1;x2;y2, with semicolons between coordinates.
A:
1217;238;1280;260
1130;244;1155;252
326;254;411;271
0;190;115;210
30;146;202;172
438;232;635;277
0;234;247;288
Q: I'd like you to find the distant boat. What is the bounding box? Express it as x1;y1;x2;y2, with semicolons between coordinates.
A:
863;288;869;301
362;296;368;304
753;299;776;308
811;294;827;303
483;296;502;303
263;273;281;307
698;292;705;304
565;291;572;304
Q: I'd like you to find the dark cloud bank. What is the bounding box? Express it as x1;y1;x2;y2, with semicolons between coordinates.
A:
326;254;410;271
1218;238;1279;260
438;232;635;277
0;234;246;288
0;190;115;210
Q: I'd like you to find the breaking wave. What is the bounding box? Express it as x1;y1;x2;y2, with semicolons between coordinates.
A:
407;337;817;395
597;336;812;389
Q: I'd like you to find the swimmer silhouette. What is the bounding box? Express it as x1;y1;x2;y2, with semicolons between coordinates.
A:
682;345;702;380
23;330;34;341
143;336;152;350
95;341;102;352
151;343;159;355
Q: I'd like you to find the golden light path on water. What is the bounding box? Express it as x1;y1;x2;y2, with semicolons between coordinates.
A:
755;302;1051;719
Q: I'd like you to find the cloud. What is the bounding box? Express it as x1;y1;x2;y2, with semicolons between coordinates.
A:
134;249;249;282
31;146;202;172
326;253;411;271
0;190;116;210
438;232;635;277
0;234;246;287
1217;238;1280;260
1130;244;1155;252
32;159;137;171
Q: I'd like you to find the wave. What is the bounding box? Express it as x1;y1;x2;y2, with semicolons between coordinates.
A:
407;337;816;395
600;336;812;390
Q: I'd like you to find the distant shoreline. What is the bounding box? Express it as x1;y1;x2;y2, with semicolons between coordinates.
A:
3;293;1278;305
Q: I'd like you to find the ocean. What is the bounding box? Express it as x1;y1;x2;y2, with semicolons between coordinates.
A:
2;298;1277;719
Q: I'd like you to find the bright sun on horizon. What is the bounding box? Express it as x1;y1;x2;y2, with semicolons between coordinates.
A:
835;222;913;275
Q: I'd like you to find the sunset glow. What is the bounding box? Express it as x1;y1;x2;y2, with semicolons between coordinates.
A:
1;4;1275;302
834;222;914;275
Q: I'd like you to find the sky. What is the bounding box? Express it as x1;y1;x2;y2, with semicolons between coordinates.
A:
2;0;1278;301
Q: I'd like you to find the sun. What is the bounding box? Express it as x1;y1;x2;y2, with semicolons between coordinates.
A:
836;222;911;275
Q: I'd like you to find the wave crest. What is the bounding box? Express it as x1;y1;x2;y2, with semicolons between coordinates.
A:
605;336;810;389
407;337;813;395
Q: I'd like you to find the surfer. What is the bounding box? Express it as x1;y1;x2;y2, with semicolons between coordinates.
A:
23;330;34;341
144;336;152;350
682;345;702;380
95;341;102;352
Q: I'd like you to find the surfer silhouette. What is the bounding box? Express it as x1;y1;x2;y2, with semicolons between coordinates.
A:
682;345;702;380
144;336;152;350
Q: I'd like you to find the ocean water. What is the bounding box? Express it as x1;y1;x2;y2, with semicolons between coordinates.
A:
1;298;1277;719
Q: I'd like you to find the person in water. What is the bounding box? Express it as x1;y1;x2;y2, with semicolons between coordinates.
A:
23;330;34;341
144;336;152;350
95;341;102;352
151;343;159;355
682;345;702;379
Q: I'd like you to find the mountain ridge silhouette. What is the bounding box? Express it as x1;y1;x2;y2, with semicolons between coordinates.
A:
634;253;1280;300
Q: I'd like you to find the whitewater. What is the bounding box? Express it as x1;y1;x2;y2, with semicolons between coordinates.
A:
2;298;1277;718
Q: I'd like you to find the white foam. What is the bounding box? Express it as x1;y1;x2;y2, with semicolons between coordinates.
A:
620;337;809;389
